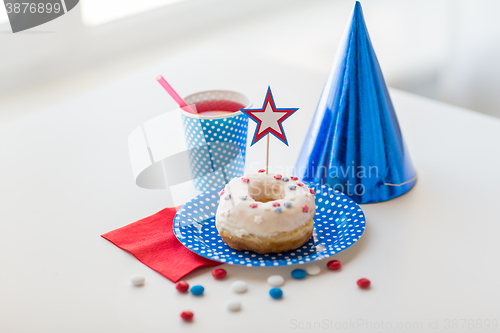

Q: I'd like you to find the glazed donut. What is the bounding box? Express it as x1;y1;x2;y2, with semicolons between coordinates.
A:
215;172;316;254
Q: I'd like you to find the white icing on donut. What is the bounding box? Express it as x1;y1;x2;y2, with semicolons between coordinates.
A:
215;173;316;237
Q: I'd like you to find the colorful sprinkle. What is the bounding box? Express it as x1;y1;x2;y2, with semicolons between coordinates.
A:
239;195;247;200
267;275;285;287
357;278;371;289
226;299;242;312
224;194;232;200
274;174;282;180
305;265;321;276
275;207;282;213
130;275;145;286
176;281;189;292
190;285;204;296
327;260;342;270
180;311;194;321
241;177;249;183
258;169;265;173
297;182;304;187
254;216;263;223
302;205;309;213
231;280;248;293
269;288;283;299
291;269;307;279
290;176;298;181
272;202;280;207
249;203;258;208
288;185;296;190
309;188;315;194
212;268;227;279
284;202;292;208
219;189;225;196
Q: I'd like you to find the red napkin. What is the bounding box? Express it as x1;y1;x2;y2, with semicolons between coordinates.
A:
101;206;220;282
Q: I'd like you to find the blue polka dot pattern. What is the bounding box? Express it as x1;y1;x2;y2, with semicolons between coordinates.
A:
173;182;366;267
180;92;249;192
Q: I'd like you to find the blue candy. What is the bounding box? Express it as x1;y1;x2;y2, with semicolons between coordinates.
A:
190;285;204;296
282;177;289;182
288;185;296;190
291;269;307;280
269;288;283;299
239;195;247;200
284;202;292;208
275;207;282;213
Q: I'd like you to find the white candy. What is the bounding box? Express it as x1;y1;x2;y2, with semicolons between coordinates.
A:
267;275;285;287
226;299;242;312
231;280;248;293
305;265;321;276
130;274;145;286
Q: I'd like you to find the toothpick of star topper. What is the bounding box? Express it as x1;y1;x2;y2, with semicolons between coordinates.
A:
239;87;298;174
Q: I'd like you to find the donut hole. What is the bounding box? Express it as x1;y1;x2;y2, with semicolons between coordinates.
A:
248;179;284;203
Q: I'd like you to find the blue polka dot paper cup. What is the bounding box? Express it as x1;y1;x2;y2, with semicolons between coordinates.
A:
181;90;252;192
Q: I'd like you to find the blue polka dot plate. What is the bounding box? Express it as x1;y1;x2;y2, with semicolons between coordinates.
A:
173;183;366;266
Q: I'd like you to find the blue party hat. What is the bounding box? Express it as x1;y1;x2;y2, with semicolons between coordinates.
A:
296;1;417;204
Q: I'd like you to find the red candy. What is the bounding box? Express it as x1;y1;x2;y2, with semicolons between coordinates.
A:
274;174;282;180
181;311;194;321
176;281;189;292
272;202;280;207
327;260;342;270
212;268;227;279
297;182;304;187
357;278;371;289
302;205;309;213
241;177;249;183
290;176;298;181
250;203;258;208
309;188;315;194
219;189;225;196
258;169;266;173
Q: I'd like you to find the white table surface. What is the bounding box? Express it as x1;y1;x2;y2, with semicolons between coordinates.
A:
2;48;500;333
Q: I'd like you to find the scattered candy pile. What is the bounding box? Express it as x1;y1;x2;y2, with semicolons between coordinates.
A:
131;260;371;322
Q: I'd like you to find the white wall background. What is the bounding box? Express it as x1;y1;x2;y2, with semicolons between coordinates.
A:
0;0;499;119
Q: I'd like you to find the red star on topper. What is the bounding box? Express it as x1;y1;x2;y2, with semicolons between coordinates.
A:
240;87;298;146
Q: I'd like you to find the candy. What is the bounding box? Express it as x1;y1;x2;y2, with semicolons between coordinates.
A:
241;177;249;183
249;203;258;208
219;189;225;196
239;195;247;200
231;280;247;293
254;216;263;223
288;185;297;190
180;311;193;321
272;202;280;207
269;288;283;299
258;169;265;173
267;275;285;287
290;176;298;180
130;274;145;286
283;202;292;208
212;268;227;279
176;281;189;292
302;205;309;213
190;285;204;296
282;177;289;182
291;269;307;279
305;265;321;276
274;207;282;213
309;188;315;194
357;278;371;289
297;182;304;187
327;260;342;270
226;299;242;312
224;194;232;200
274;174;282;180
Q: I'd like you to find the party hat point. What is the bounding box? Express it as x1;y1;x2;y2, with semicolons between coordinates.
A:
296;1;416;204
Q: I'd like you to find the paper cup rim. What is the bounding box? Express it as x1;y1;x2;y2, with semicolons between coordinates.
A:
180;90;252;120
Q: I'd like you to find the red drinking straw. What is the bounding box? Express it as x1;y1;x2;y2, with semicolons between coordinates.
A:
156;75;196;114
